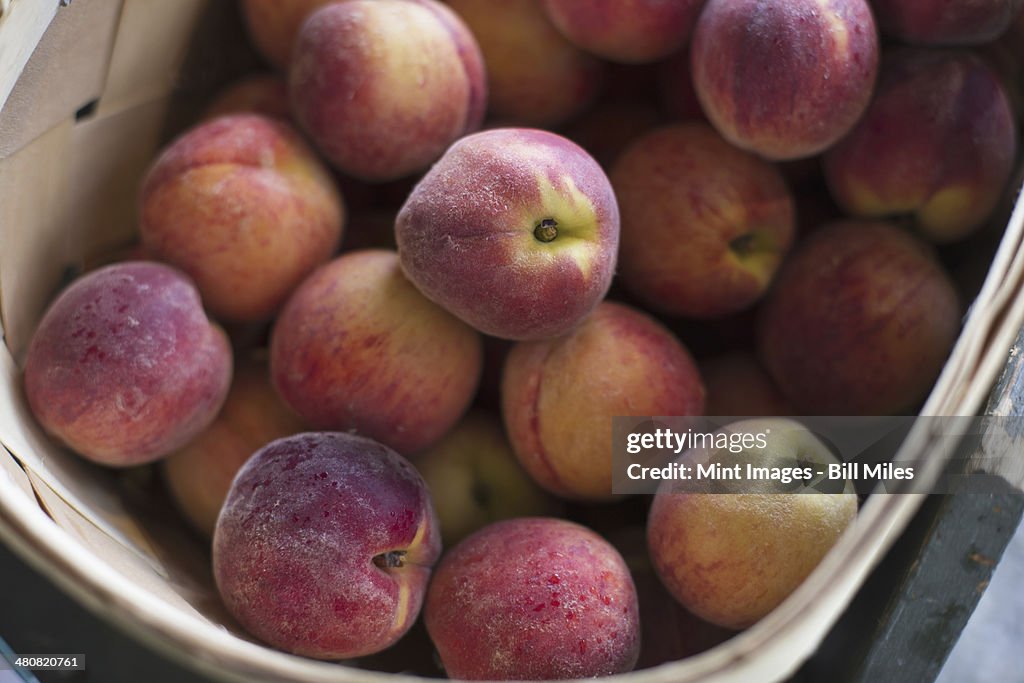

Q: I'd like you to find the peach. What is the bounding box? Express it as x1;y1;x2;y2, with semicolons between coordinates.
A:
757;220;961;415
648;419;858;629
541;0;704;63
424;518;640;679
701;351;794;417
446;0;603;127
396;128;619;341
691;0;879;160
872;0;1023;46
203;74;291;120
823;49;1018;243
289;0;486;181
162;359;306;537
611;123;796;318
415;411;557;545
139;114;344;322
270;250;482;455
23;262;232;467
502;302;705;501
213;432;440;659
240;0;336;69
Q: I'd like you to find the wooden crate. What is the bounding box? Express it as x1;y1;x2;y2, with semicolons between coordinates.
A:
1;2;1023;681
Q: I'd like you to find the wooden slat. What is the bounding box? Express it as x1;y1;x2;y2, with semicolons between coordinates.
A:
0;0;124;159
0;0;59;114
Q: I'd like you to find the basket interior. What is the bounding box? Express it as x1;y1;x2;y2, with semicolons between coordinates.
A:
2;2;1024;682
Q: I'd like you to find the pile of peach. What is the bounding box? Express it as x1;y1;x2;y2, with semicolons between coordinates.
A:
21;0;1023;678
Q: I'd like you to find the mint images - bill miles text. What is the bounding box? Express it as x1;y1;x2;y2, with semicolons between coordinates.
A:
626;461;915;483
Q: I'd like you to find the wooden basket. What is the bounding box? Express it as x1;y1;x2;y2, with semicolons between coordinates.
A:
2;2;1023;681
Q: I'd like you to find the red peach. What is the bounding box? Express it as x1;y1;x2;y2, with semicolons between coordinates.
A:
270;250;482;455
396;128;620;341
289;0;486;181
824;49;1018;243
757;220;961;415
424;518;640;679
502;302;705;501
610;123;796;318
24;262;232;467
691;0;879;160
213;432;440;659
139;114;344;322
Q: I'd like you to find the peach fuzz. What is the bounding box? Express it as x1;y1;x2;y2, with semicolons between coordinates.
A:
270;250;482;455
610;123;796;318
424;518;640;679
757;220;961;416
396;128;619;341
823;49;1017;244
871;0;1023;46
139;114;344;322
24;262;232;467
446;0;603;127
691;0;879;160
502;302;705;501
162;360;306;537
289;0;486;181
213;432;440;659
542;0;704;63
